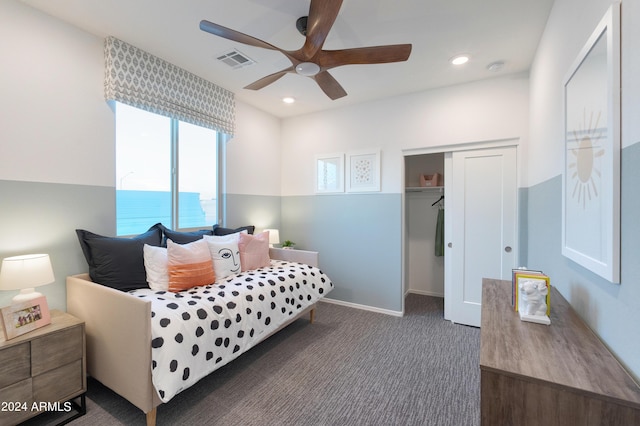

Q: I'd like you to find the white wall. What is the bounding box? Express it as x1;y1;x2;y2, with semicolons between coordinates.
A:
528;0;640;186
281;73;530;195
223;101;283;232
0;1;282;196
0;0;113;187
225;102;282;196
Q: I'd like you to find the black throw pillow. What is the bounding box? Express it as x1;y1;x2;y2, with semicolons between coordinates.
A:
76;223;163;291
213;225;255;236
158;223;216;246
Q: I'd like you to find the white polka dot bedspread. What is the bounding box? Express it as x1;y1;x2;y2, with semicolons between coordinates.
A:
130;260;333;402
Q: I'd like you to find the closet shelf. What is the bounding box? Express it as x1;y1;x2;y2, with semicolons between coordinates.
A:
405;186;444;193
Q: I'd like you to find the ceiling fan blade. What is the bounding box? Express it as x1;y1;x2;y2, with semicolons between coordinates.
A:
318;44;412;69
313;70;347;100
301;0;343;59
244;67;294;90
200;20;283;52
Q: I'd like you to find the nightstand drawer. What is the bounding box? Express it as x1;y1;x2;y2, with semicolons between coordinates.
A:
32;325;83;376
0;378;33;424
33;359;83;402
0;343;30;388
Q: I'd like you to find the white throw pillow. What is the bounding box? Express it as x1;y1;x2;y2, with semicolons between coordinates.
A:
205;238;242;280
203;231;245;243
143;244;169;291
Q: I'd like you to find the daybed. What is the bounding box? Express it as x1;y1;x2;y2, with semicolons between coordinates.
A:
67;225;333;426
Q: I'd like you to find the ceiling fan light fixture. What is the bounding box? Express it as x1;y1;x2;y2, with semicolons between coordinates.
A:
199;0;412;100
295;62;321;76
450;55;470;65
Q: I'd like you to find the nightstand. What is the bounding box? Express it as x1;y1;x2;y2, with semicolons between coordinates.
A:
0;310;86;426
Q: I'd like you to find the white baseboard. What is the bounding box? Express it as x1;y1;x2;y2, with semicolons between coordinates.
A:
319;298;403;317
405;289;444;298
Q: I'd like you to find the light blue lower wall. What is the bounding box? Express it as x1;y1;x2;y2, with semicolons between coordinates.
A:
526;142;640;381
281;194;403;313
0;180;115;311
518;187;529;266
224;193;403;312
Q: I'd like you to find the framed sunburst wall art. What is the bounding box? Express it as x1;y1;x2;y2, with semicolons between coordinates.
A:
562;2;620;283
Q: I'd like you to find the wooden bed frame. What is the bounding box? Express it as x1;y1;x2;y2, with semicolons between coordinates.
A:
66;248;319;426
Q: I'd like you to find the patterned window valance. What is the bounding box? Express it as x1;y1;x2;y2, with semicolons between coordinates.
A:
104;36;235;136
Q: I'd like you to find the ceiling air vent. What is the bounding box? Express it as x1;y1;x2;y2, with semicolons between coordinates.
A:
216;49;255;69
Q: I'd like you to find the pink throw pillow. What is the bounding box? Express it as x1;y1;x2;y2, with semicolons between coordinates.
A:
238;231;270;271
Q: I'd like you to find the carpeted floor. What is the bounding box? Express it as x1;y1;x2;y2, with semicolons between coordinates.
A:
26;294;480;426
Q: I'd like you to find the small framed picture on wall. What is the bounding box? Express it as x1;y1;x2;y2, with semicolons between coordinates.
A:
315;153;344;194
346;149;381;192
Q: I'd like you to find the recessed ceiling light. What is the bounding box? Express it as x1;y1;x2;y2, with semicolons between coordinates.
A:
450;55;470;65
282;97;295;104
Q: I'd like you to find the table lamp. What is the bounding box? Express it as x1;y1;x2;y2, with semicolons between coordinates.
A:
264;229;280;248
0;254;55;304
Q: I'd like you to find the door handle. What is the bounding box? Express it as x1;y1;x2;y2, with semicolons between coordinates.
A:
505;246;512;253
448;242;452;248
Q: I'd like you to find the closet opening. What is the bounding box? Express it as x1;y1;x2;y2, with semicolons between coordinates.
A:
402;139;519;324
403;152;445;309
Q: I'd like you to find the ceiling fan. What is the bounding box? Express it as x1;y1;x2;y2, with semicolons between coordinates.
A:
199;0;412;100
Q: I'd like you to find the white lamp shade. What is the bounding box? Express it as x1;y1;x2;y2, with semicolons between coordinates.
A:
264;229;280;245
0;254;55;291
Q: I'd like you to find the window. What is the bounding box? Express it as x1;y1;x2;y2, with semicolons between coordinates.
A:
115;103;221;236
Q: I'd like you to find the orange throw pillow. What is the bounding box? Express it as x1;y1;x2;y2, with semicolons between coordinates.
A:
167;239;215;292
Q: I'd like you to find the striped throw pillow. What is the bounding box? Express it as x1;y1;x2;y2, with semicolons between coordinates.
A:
167;239;215;292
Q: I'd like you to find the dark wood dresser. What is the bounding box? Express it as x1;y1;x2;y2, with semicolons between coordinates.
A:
480;278;640;425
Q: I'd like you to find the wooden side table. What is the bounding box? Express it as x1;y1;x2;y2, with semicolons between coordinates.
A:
0;309;86;426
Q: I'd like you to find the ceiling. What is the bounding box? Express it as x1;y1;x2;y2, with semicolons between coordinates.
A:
20;0;555;118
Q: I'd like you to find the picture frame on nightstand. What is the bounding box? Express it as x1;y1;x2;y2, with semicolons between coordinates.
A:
0;296;51;340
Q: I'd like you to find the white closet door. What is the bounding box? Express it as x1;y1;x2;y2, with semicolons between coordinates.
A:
445;146;517;327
